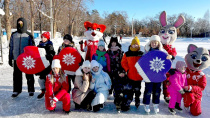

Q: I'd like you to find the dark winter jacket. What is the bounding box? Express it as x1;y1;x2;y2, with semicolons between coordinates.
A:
107;48;125;75
9;18;35;60
57;42;76;54
37;40;55;64
121;46;143;81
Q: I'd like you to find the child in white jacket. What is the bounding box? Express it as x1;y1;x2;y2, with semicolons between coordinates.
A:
90;60;112;112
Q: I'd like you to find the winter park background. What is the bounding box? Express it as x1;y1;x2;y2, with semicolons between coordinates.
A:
0;36;210;118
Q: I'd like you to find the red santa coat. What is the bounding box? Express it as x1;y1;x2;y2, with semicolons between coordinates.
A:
80;40;98;61
183;68;207;116
45;73;70;111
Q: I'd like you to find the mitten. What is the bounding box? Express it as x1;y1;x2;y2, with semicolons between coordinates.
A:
79;40;83;44
179;89;185;94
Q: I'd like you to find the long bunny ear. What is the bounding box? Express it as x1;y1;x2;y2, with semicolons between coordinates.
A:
187;44;197;53
174;15;185;29
159;11;167;27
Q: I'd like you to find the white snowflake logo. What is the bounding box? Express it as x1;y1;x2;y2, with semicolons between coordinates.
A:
62;53;76;66
149;57;165;73
22;56;36;70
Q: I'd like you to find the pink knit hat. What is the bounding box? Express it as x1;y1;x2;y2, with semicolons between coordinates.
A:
176;61;186;69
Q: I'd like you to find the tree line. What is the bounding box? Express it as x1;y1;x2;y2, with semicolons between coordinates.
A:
1;0;209;40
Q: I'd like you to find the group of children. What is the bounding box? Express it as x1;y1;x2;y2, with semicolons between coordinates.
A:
18;31;189;115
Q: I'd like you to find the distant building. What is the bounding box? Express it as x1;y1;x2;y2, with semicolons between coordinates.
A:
2;29;61;39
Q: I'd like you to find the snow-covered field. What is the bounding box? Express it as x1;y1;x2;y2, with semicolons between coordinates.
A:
0;36;210;118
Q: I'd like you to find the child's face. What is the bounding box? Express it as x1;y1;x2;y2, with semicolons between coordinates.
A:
41;36;48;43
98;46;104;51
111;42;116;47
53;67;60;74
92;66;99;72
177;66;186;73
131;44;139;48
83;67;91;73
63;39;71;45
151;40;159;49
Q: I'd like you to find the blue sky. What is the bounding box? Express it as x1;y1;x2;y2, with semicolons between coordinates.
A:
87;0;210;21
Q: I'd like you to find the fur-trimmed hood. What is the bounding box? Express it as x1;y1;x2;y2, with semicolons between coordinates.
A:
145;35;164;53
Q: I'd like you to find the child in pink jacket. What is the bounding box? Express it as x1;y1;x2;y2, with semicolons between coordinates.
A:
168;61;187;115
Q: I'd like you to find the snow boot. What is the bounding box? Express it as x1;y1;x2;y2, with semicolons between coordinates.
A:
37;90;45;99
164;97;170;104
153;104;159;113
93;104;100;112
168;107;176;115
135;99;140;108
99;104;104;109
63;109;71;114
86;104;93;111
121;105;130;111
11;92;20;98
144;105;150;113
74;102;81;110
175;102;183;111
29;92;34;97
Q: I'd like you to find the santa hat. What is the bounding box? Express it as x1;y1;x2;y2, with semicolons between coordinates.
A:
144;35;163;52
41;32;50;40
51;55;61;68
81;60;91;69
176;61;186;70
98;39;105;47
91;60;99;69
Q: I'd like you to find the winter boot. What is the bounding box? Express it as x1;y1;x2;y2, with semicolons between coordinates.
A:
175;102;183;111
99;104;104;109
29;92;34;97
144;105;150;113
153;104;159;113
37;90;45;99
11;92;20;98
121;105;130;111
74;102;81;110
86;104;93;111
63;109;71;114
164;97;170;104
93;104;100;112
168;107;176;115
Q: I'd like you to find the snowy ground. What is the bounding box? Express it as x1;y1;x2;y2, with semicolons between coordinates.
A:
0;36;210;118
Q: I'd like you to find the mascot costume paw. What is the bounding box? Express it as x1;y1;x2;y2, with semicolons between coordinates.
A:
80;21;106;61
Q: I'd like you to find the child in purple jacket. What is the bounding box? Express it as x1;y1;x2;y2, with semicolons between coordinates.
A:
168;61;187;115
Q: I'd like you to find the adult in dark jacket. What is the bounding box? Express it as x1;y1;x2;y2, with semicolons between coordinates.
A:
36;32;55;99
9;18;35;98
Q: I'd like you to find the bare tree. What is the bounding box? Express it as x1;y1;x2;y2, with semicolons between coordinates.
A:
4;0;12;41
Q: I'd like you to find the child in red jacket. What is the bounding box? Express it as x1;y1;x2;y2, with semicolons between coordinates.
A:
45;56;70;114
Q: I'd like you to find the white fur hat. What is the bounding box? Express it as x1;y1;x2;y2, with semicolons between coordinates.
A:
81;60;91;68
51;59;61;68
144;35;163;52
91;60;99;69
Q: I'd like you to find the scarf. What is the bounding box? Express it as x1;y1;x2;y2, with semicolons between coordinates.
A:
96;50;106;61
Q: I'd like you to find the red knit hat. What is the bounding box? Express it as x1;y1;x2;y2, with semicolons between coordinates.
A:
41;32;50;40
